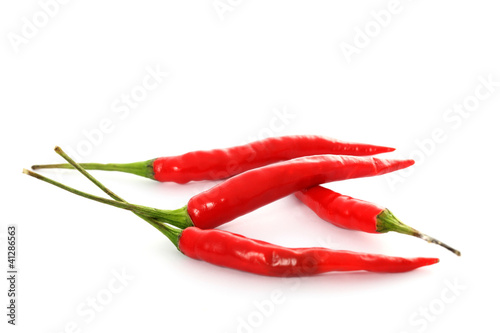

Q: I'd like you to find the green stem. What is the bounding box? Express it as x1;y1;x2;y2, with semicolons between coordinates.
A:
52;147;182;248
145;219;182;248
31;160;156;180
22;169;193;230
54;147;123;201
376;209;461;256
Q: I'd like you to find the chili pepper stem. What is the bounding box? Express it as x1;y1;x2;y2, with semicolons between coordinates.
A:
376;209;461;256
31;160;156;180
51;147;183;249
22;169;193;229
146;219;182;248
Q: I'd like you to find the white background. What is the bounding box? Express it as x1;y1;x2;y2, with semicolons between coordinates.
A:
2;1;499;332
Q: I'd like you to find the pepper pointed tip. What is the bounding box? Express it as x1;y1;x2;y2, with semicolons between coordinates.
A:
420;257;440;268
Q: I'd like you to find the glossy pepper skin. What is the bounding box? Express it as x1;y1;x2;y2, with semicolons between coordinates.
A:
153;135;395;183
295;186;383;233
295;186;461;256
178;227;439;275
32;135;395;183
25;147;442;278
187;155;414;229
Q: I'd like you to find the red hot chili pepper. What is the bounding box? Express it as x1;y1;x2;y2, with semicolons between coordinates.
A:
31;135;395;183
295;186;461;256
187;155;414;229
177;227;439;275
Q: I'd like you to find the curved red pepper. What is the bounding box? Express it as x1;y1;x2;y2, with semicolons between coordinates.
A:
187;155;414;229
31;135;395;183
295;186;461;256
295;186;383;233
179;227;439;275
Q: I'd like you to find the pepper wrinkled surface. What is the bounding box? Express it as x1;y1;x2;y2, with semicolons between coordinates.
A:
295;186;384;233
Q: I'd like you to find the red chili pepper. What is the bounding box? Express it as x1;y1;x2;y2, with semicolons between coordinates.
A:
177;227;439;275
295;186;461;256
31;135;395;183
23;160;439;276
187;155;414;229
